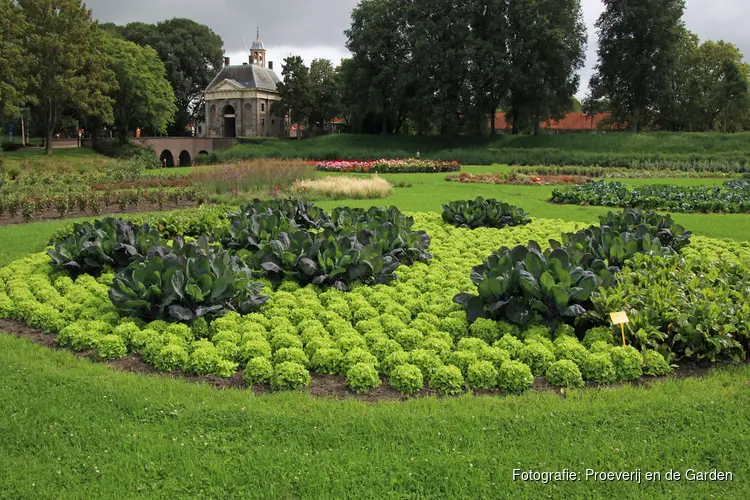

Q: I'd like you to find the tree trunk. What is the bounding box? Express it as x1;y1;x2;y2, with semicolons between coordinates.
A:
45;99;57;155
631;107;641;133
490;111;496;136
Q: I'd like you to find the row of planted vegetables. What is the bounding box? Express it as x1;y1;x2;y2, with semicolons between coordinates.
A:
0;198;748;396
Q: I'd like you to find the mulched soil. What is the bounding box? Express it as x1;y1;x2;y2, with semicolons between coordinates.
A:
0;318;731;402
0;201;201;227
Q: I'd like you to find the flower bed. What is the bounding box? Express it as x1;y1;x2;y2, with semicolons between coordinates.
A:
316;158;461;173
446;171;589;185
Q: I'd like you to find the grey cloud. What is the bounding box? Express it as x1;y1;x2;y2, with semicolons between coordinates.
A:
85;0;750;98
84;0;360;53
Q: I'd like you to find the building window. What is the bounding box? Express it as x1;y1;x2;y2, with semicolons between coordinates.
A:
272;119;275;125
261;103;266;112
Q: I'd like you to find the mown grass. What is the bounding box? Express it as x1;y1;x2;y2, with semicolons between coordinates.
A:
1;147;99;168
1;335;748;499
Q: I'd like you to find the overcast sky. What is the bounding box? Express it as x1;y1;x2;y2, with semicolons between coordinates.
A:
85;0;750;98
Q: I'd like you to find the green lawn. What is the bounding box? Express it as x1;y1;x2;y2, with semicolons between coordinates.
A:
1;146;99;168
1;335;748;499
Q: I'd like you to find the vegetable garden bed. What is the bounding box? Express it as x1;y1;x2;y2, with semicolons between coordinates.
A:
1;200;747;397
551;179;750;213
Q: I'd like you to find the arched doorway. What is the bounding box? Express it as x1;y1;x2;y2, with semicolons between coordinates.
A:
160;150;175;168
178;150;192;167
223;105;236;138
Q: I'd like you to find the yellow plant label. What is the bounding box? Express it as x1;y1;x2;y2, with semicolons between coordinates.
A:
610;311;629;325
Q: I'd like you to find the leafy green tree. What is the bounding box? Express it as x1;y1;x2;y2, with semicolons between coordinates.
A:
103;35;177;137
276;56;312;139
346;0;411;134
118;18;224;136
19;0;116;153
591;0;686;132
307;59;341;134
715;59;750;132
0;0;29;118
661;33;750;131
505;0;586;135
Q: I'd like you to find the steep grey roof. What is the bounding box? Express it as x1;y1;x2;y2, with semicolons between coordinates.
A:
206;64;281;93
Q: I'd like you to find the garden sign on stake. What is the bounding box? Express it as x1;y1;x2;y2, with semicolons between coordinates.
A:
610;311;629;346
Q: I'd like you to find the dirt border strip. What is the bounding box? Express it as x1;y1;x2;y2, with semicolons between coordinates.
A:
0;318;725;402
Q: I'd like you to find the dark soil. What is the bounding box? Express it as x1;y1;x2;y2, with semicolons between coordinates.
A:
0;318;738;402
0;201;201;227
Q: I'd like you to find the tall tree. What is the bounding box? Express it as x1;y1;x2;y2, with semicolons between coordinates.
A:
119;19;224;136
103;35;177;138
307;59;340;134
346;0;411;134
0;0;29;118
276;56;312;139
591;0;685;132
19;0;116;153
505;0;586;135
715;59;750;133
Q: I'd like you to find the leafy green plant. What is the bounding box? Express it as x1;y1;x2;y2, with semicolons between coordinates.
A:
109;236;269;322
552;181;750;214
346;362;381;393
582;352;616;383
497;360;534;394
95;334;128;360
545;360;584;388
518;342;556;376
642;350;672;376
454;242;600;327
389;364;424;394
442;197;531;229
428;365;465;395
310;348;345;375
467;361;499;389
244;357;274;385
272;361;310;390
610;346;644;381
48;218;165;277
154;344;189;371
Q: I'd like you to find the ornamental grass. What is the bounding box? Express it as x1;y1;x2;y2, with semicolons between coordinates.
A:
190;159;316;195
292;175;393;200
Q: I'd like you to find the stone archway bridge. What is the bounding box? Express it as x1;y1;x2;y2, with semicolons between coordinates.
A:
133;137;235;167
80;137;235;167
